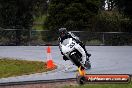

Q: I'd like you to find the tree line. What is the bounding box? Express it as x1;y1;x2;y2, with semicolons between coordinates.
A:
0;0;47;29
45;0;132;32
0;0;47;45
0;0;132;32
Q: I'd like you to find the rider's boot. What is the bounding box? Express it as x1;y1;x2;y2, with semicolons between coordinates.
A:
87;53;91;58
86;55;90;62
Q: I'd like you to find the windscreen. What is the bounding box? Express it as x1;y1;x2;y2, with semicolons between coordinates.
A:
62;39;70;46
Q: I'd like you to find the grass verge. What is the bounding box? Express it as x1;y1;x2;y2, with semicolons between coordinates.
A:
63;81;132;88
0;58;56;78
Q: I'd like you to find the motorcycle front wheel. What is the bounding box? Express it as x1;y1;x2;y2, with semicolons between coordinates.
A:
70;53;82;68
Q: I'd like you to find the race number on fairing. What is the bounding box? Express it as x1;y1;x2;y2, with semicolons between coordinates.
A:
69;42;75;48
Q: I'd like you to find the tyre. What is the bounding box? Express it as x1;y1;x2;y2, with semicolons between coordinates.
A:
76;76;86;85
70;53;81;68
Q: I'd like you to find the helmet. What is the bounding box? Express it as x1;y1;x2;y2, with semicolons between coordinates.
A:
58;28;68;38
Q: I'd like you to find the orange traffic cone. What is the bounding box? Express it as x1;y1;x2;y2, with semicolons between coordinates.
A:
46;46;55;69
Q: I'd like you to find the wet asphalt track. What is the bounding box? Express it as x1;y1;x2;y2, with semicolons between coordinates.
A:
0;46;132;83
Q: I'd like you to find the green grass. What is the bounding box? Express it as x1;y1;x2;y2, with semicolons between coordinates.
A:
63;82;132;88
32;24;44;30
0;58;55;78
32;15;46;30
34;15;46;23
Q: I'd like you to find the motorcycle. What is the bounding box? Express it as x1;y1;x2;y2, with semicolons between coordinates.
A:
59;38;91;69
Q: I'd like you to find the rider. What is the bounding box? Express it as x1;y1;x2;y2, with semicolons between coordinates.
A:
58;28;91;65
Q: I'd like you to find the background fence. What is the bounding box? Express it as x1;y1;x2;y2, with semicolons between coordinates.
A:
0;29;132;46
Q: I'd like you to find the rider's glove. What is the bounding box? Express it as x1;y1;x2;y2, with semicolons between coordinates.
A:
63;55;69;61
